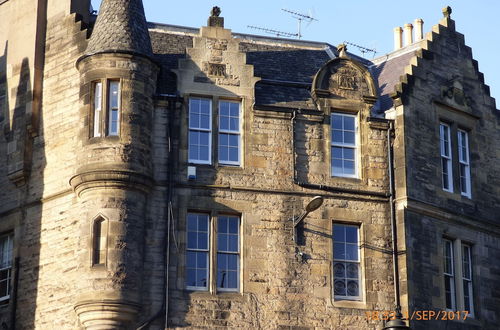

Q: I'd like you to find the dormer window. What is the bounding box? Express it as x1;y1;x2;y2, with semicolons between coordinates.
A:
91;80;121;137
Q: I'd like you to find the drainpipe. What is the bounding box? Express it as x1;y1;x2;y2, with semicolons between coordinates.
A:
136;95;179;329
383;120;410;330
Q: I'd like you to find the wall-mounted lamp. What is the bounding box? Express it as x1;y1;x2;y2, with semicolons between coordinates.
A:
292;196;324;244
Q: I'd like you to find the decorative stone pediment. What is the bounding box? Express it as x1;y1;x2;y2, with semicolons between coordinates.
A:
312;57;377;102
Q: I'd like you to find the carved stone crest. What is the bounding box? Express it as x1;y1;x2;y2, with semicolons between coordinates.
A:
440;79;472;107
329;67;358;91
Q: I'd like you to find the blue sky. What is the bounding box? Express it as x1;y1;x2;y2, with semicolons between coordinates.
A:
91;0;499;103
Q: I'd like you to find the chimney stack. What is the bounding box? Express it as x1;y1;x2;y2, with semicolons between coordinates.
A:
394;27;403;50
414;18;424;41
404;23;413;46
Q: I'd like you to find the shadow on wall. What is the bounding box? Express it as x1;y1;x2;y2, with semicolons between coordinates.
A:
0;43;46;329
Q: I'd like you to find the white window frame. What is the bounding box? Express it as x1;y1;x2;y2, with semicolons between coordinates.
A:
443;239;456;310
185;213;241;293
458;129;471;198
333;224;362;301
185;213;210;291
216;215;240;292
188;98;212;165
218;100;241;166
331;113;358;178
440;123;453;192
93;82;102;137
107;80;120;136
461;243;474;318
0;233;13;303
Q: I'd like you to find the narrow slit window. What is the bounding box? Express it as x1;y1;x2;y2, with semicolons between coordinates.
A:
458;130;471;198
108;81;120;136
92;218;107;266
440;123;453;192
93;82;102;137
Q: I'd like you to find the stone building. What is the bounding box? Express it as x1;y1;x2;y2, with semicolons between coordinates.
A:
0;0;499;329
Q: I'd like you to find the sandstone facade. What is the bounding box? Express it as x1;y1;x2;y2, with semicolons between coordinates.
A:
0;1;498;329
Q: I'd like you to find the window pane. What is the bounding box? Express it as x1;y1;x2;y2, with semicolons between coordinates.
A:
220;115;229;130
197;215;208;231
186;269;197;287
334;279;346;295
197;269;207;287
343;116;355;130
332;147;343;159
347;280;359;296
218;234;228;252
227;271;238;289
219;145;229;162
218;216;228;233
219;102;229;117
345;226;357;243
186;251;196;268
334;242;345;260
230;103;239;117
333;225;345;242
332;114;343;129
187;232;197;249
229;134;239;147
334;262;345;277
200;100;210;115
332;130;343;143
332;159;343;175
346;263;358;278
198;232;208;250
109;81;119;109
343;148;355;161
343;161;355;175
190;112;200;128
229;117;239;131
344;131;355;145
228;217;238;234
345;244;358;261
228;235;238;252
229;147;239;162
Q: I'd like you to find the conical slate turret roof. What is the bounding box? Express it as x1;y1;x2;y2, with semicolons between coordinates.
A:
86;0;153;57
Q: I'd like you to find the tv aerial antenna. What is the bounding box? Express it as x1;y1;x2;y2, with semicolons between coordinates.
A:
247;25;298;38
282;8;318;39
343;41;377;58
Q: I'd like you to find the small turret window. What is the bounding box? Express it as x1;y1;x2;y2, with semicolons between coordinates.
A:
93;82;102;137
108;81;120;136
92;217;108;266
91;79;121;137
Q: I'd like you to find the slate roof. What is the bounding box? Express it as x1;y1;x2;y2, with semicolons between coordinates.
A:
147;22;419;114
86;0;153;57
370;47;420;112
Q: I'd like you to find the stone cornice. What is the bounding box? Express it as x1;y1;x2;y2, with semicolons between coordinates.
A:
69;169;153;197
